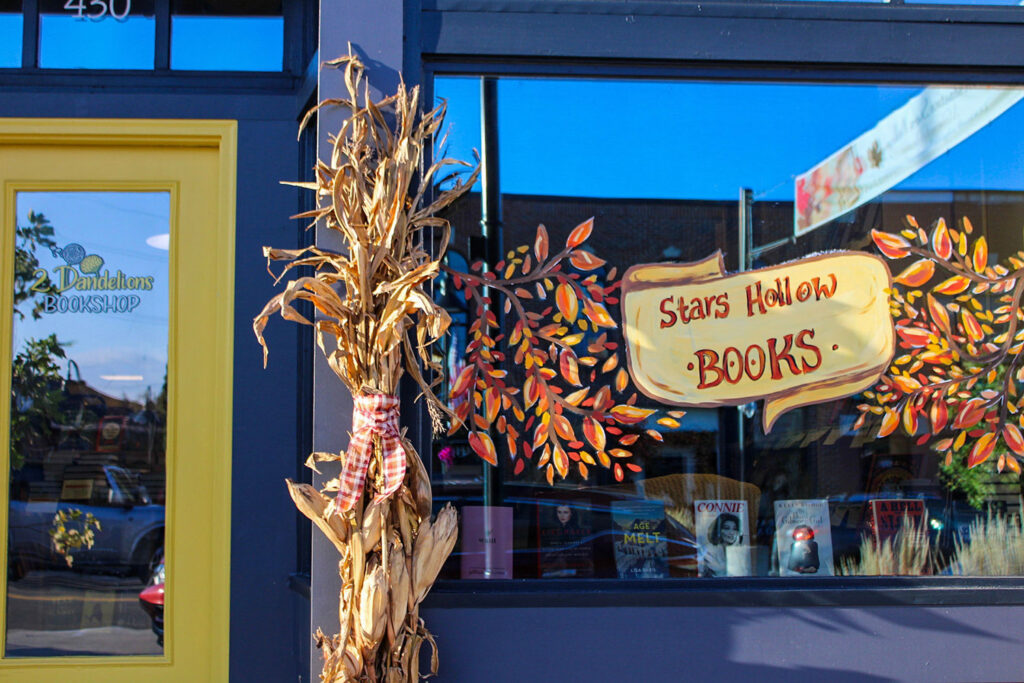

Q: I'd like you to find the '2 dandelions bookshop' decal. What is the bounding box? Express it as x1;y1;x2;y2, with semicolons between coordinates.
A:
31;241;156;315
620;251;895;432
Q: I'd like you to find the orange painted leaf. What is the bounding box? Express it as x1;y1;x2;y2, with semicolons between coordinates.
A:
569;250;606;271
534;224;549;262
1007;456;1022;474
931;218;952;260
484;388;500;423
934;275;970;295
613;463;624;482
532;423;549;451
1004;423;1024;455
878;409;899;437
602;354;619;373
926;294;951;333
962;216;974;234
507;433;517;458
583;417;607;451
582;298;616;328
451;365;475;398
546;464;554;486
972;236;988;273
967;431;996;468
615;368;629;393
610;405;656;425
626;463;643;473
560;349;582;386
566;217;594;248
872;230;912;259
961;309;984;343
556;283;579;322
930;399;949;433
578;462;590;479
891;375;922;393
896;325;932;348
894;259;935;287
953;398;987;430
553;445;569;479
553;413;575;441
468;431;498;465
902;402;918;435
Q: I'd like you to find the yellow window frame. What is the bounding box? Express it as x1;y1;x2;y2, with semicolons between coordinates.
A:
0;119;234;682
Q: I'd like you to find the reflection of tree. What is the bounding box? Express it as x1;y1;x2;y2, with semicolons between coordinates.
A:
14;211;58;320
9;335;65;470
10;211;67;471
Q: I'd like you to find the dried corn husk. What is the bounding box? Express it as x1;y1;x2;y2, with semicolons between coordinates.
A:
359;563;388;652
257;47;470;682
413;503;458;604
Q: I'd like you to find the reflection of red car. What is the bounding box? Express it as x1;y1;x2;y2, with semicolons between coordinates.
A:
138;561;164;646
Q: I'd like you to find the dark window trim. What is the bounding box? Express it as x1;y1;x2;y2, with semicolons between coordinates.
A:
426;577;1024;608
0;68;300;92
422;3;1024;69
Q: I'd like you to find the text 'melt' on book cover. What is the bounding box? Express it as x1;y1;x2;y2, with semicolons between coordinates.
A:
612;500;669;579
460;506;513;580
536;498;595;578
694;499;751;578
774;499;834;577
868;498;925;543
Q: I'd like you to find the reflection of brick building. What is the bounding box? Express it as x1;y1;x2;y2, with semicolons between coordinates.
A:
443;189;1024;272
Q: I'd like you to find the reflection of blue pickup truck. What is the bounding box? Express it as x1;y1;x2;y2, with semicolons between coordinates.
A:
8;465;164;579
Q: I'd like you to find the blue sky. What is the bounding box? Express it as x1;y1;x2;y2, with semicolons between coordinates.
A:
435;78;1024;202
14;192;169;404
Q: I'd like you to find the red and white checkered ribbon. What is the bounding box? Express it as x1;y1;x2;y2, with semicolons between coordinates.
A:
336;394;407;512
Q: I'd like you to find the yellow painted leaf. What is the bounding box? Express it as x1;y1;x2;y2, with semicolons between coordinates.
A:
610;405;656;425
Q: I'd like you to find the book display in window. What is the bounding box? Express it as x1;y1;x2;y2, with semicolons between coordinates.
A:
694;499;751;577
612;500;669;579
868;498;925;543
535;498;594;578
775;499;834;576
460;506;513;580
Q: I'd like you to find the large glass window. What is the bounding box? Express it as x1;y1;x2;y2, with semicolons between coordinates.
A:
6;191;167;656
0;1;21;68
170;0;283;71
38;0;155;70
430;77;1024;581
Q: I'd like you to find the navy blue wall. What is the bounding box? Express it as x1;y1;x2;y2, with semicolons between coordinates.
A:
422;604;1024;682
0;80;310;682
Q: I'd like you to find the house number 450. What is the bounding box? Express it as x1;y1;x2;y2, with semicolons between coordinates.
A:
64;0;132;20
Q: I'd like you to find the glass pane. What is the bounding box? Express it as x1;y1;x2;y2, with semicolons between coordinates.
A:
6;191;168;656
39;0;155;70
0;1;21;68
432;76;1024;580
170;0;282;71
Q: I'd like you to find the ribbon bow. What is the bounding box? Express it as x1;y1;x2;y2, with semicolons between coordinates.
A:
336;394;407;512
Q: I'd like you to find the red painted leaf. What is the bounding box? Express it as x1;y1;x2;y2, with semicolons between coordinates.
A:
468;431;498;465
872;230;911;259
967;432;996;468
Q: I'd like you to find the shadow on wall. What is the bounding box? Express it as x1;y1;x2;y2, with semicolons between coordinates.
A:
420;600;1016;682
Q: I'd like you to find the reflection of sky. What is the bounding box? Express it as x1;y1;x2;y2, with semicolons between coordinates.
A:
435;79;1024;202
171;17;283;71
0;14;21;68
12;192;169;404
39;14;154;69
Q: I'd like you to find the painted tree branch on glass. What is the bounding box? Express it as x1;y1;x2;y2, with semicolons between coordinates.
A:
860;215;1024;474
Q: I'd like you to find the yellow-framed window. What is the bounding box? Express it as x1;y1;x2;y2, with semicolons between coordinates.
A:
0;119;234;682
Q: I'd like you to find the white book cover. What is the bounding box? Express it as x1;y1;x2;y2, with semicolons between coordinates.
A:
775;499;834;577
694;499;751;578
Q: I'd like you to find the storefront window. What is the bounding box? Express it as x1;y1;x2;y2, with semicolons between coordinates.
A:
38;0;155;70
0;1;21;68
6;191;167;655
431;77;1024;581
170;0;283;71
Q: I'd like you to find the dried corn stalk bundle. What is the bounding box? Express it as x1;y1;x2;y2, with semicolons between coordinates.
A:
255;49;476;682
